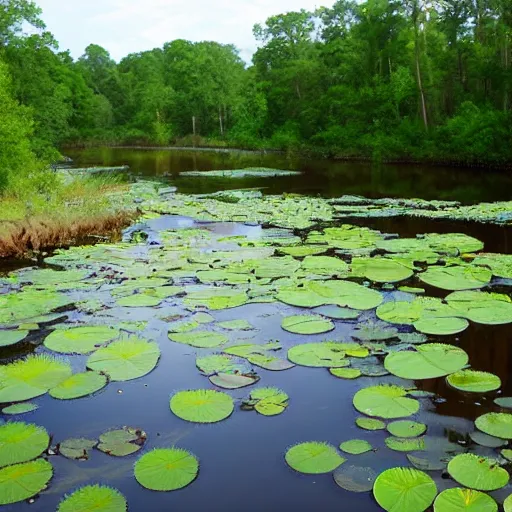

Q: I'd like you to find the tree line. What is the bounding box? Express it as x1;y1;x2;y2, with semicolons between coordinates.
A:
1;0;512;184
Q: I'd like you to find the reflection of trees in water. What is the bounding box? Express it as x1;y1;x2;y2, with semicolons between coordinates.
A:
419;323;512;422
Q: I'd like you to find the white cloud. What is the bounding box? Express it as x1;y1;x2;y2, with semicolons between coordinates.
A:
36;0;332;62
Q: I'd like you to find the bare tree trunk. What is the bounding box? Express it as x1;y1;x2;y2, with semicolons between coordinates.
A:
295;82;302;99
416;55;429;130
504;34;509;112
218;106;224;137
192;116;196;136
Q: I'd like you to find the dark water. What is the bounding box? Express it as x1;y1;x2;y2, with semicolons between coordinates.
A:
3;148;512;511
66;147;512;204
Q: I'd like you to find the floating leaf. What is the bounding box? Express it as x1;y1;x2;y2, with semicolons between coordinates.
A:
196;355;243;375
59;438;97;460
333;465;376;493
356;417;385;431
57;485;127;512
1;403;38;415
167;319;199;333
419;266;491;291
353;385;419;419
300;256;349;276
218;319;253;331
413;317;469;336
313;306;360;320
281;314;334;335
170;389;234;423
169;331;228;348
495;397;512;409
351;356;389;377
134;448;198;491
49;372;108;400
209;373;259;389
98;427;146;457
351;257;414;283
475;413;512;439
387;420;426;438
43;327;120;355
473;253;512;279
87;338;160;381
446;291;512;325
447;453;509;491
339;439;372;455
0;354;72;402
507;495;512;512
0;459;53;505
406;453;447;471
433;488;497;512
330;368;361;379
285;442;344;474
117;294;162;307
0;330;28;347
245;387;289;416
352;321;398;341
469;431;506;448
384;344;468;380
287;342;347;367
246;353;295;371
184;288;247;310
501;449;512;462
0;422;49;467
385;436;425;452
446;370;501;393
373;467;437;512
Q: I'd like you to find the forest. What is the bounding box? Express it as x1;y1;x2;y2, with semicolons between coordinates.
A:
1;0;512;194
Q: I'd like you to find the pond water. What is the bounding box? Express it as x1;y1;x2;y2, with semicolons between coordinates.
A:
2;148;512;511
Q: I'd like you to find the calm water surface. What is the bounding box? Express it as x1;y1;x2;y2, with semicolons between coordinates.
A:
3;148;512;511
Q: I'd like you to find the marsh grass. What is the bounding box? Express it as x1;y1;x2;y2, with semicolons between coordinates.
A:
0;173;137;258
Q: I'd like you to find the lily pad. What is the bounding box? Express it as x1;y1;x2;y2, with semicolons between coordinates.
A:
59;438;97;460
245;387;289;416
352;321;398;341
469;431;506;448
0;330;29;347
447;453;509;491
57;485;127;512
134;448;199;491
313;306;360;320
117;294;162;307
406;453;447;471
0;459;53;505
287;342;347;367
0;354;72;403
49;372;108;400
339;439;373;455
507;495;512;512
356;417;386;431
1;403;38;415
446;370;501;393
300;256;349;276
351;257;414;283
384;344;468;380
0;422;49;467
446;291;512;325
373;467;437;512
495;397;512;409
87;338;160;381
413;317;469;336
353;385;420;419
209;373;259;389
281;315;334;335
501;449;512;461
170;389;234;423
43;327;120;355
385;436;425;452
475;413;512;439
98;427;146;457
246;353;295;371
387;420;427;438
184;288;247;310
285;442;344;474
218;319;253;331
419;266;491;291
433;488;497;512
473;253;512;279
330;368;361;379
333;465;377;493
169;331;228;348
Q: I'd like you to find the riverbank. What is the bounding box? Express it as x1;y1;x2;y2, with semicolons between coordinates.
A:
0;174;137;260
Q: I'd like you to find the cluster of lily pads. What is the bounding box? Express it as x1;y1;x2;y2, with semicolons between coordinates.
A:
1;182;512;510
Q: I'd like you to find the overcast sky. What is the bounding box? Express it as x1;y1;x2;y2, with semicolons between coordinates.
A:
36;0;332;63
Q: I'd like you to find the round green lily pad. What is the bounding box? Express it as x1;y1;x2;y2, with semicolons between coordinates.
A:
313;306;360;320
57;485;127;512
333;465;377;492
0;354;72;403
373;467;437;512
169;331;228;348
285;442;344;474
413;317;469;336
287;342;347;367
2;403;38;415
353;385;419;419
0;459;53;505
385;436;425;452
339;439;372;455
44;326;120;354
87;338;160;381
506;494;512;512
356;417;386;431
117;294;162;307
384;343;468;380
351;257;414;283
330;368;361;379
475;413;512;439
59;438;97;460
98;427;145;457
446;291;512;325
447;453;509;491
469;431;506;448
170;389;234;423
209;373;259;389
494;397;512;409
446;370;501;393
387;420;426;438
246;387;289;416
0;330;29;347
501;449;512;462
281;315;334;335
0;422;49;467
419;266;491;291
134;448;199;491
433;487;497;512
49;372;108;400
